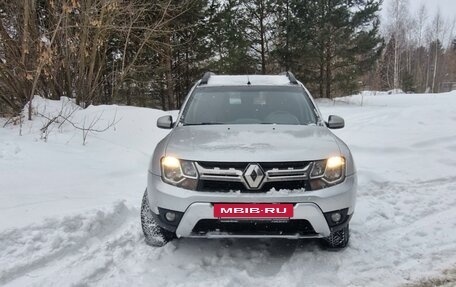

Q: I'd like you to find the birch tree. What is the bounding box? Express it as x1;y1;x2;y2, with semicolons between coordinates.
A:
386;0;409;90
430;11;443;92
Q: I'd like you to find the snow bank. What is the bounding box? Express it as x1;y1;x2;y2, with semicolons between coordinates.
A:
0;202;135;285
0;96;174;230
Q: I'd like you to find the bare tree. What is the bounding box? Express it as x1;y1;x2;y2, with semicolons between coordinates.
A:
430;10;444;92
414;4;428;91
416;5;428;48
38;99;80;142
0;0;195;117
386;0;410;90
74;111;119;146
39;106;118;145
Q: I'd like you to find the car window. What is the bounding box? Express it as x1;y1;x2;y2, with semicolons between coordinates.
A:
182;86;317;125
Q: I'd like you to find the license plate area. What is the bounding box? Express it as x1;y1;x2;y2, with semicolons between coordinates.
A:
213;203;294;219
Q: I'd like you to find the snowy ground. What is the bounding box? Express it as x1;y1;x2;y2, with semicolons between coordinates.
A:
1;92;456;286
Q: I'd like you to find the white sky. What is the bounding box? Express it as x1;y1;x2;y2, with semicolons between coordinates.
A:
380;0;456;45
381;0;456;23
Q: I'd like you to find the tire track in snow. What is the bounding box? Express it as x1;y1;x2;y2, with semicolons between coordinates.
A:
3;179;456;287
4;178;456;287
0;202;136;285
268;178;456;287
351;179;456;285
2;179;456;287
29;219;145;287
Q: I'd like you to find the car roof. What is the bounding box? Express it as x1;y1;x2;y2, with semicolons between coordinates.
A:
203;75;295;86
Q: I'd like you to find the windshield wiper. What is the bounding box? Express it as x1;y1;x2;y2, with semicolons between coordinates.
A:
183;122;225;126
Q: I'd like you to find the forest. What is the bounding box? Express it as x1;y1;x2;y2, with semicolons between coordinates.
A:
0;0;455;117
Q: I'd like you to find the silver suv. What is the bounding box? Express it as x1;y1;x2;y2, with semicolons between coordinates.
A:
141;72;357;249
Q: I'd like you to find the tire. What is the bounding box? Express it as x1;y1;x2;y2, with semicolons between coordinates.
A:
141;190;176;247
322;224;350;249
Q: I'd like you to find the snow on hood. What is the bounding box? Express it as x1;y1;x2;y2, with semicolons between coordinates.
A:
165;125;340;162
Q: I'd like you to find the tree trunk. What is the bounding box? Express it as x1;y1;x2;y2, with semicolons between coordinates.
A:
425;48;431;91
22;0;32;120
163;35;173;110
76;0;90;106
259;1;266;74
319;61;324;98
184;44;190;107
284;0;290;71
325;38;332;99
393;35;399;90
432;43;438;92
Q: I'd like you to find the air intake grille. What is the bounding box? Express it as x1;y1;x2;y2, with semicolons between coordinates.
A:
192;219;316;236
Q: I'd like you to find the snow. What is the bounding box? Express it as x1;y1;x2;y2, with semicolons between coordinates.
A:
1;92;456;286
0;97;173;230
40;35;51;47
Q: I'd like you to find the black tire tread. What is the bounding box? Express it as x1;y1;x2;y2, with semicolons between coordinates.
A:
141;190;175;247
323;224;350;249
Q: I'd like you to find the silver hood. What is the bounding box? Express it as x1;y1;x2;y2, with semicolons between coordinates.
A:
164;125;341;162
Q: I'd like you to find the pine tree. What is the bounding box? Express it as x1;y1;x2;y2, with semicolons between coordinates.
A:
241;0;275;74
272;0;383;98
206;0;256;74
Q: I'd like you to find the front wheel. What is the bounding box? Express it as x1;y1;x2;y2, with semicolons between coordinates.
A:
141;190;176;247
322;224;350;249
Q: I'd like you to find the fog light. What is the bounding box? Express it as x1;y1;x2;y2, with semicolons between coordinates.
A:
165;212;176;222
331;212;341;223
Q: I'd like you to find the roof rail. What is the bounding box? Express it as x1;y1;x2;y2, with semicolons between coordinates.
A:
199;72;215;85
280;71;298;85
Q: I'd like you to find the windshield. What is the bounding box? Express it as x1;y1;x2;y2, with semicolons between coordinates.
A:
181;86;317;125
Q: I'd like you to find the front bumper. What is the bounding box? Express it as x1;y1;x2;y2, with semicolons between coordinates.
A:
147;173;357;238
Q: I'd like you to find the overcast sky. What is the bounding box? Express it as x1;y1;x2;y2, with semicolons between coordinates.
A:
381;0;456;23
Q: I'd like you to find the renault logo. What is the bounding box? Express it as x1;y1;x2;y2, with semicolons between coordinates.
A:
243;164;265;190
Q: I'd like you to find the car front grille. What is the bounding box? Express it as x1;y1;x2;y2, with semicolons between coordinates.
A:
197;161;309;170
195;161;312;192
192;219;316;236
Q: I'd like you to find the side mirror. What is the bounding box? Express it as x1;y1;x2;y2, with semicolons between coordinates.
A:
157;115;173;129
327;115;345;129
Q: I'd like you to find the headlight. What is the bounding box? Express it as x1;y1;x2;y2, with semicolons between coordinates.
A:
310;156;345;190
161;156;198;190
